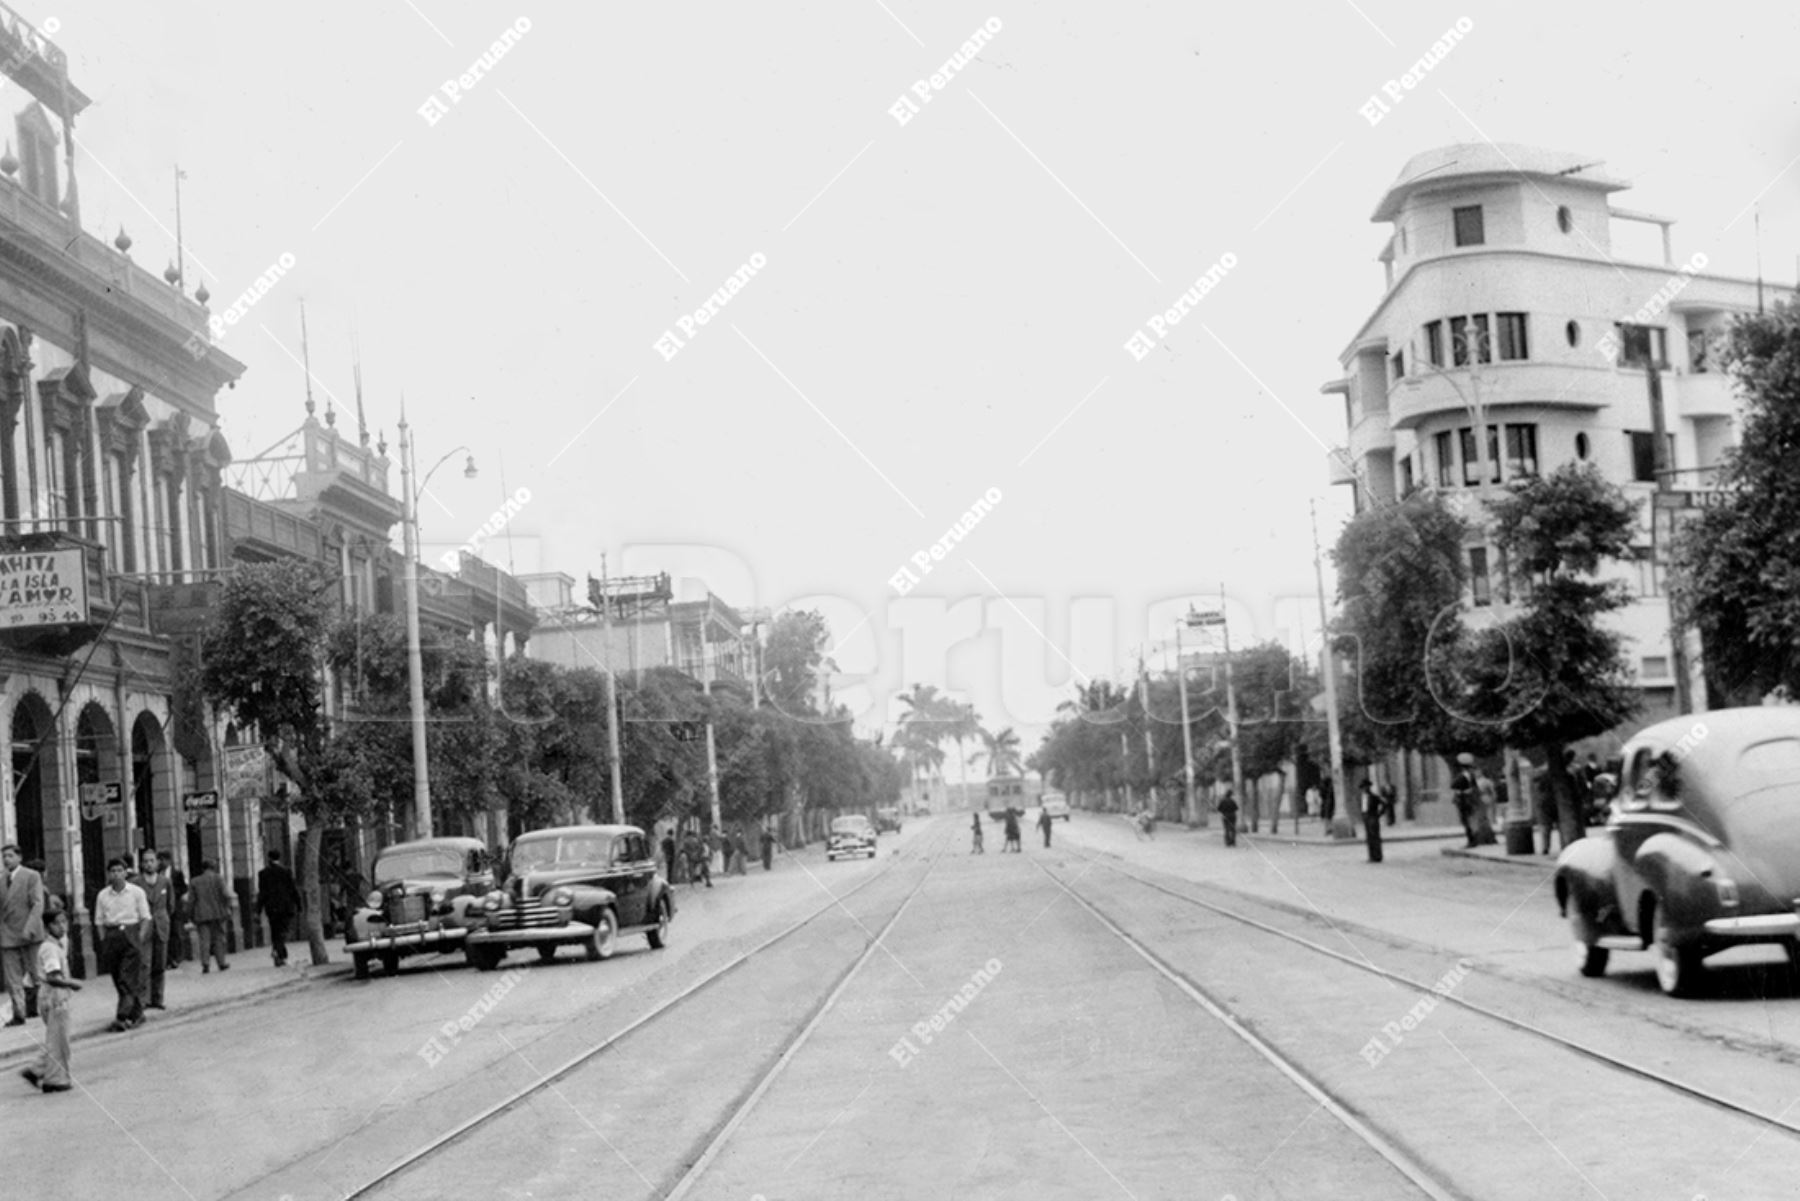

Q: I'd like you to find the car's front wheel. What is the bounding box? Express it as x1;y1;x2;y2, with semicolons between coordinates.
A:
585;909;619;961
537;944;558;962
1652;903;1704;997
466;944;505;972
648;897;672;950
352;951;371;980
381;951;401;977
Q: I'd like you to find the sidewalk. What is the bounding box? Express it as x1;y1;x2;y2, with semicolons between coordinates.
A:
1441;841;1564;869
1242;821;1467;847
0;936;352;1068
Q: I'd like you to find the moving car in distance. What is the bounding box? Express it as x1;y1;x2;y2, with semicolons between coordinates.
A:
463;825;674;971
347;837;495;979
828;815;878;861
875;806;903;833
1556;708;1800;997
1041;791;1070;822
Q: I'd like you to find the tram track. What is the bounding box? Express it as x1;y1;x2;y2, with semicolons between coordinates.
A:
1055;846;1800;1147
339;825;949;1201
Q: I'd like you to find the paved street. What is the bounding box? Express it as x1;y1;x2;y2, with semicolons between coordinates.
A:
12;813;1800;1200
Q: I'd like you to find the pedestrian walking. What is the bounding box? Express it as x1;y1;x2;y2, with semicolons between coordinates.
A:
1;843;45;1026
683;832;712;888
1381;782;1398;827
256;850;301;967
730;829;749;876
1216;789;1239;848
760;827;776;871
1318;777;1336;826
970;812;985;854
1451;754;1479;847
1038;807;1053;849
661;830;678;882
161;852;190;969
132;850;173;1010
94;859;149;1031
1002;807;1022;853
1361;780;1388;863
21;902;78;1093
188;861;231;972
1138;807;1156;840
1531;768;1558;855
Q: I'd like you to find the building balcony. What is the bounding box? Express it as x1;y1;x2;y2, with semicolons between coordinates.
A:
1348;411;1395;460
1388;362;1608;430
221;488;326;563
1674;371;1736;420
1326;447;1357;486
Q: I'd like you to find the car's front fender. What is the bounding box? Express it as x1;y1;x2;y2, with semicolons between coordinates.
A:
560;884;618;920
349;907;382;943
1554;837;1621;927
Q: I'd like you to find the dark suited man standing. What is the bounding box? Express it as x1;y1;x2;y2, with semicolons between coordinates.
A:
132;849;174;1009
1;844;46;1025
256;850;301;966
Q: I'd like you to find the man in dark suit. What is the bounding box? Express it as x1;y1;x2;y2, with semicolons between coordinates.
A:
1;843;46;1025
161;852;190;968
256;850;301;966
132;849;174;1009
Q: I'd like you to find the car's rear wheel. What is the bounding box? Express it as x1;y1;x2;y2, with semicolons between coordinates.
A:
647;897;671;950
585;909;619;961
1652;903;1704;997
537;944;557;962
466;944;504;972
352;951;371;980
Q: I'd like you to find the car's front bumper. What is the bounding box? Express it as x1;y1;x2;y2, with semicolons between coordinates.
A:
1703;913;1800;938
464;922;596;945
346;927;468;954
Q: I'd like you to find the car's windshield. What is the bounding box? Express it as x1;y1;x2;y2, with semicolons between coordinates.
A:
832;818;870;834
374;847;465;884
511;835;612;872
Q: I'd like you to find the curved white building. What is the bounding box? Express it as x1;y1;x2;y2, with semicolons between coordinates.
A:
1325;143;1790;733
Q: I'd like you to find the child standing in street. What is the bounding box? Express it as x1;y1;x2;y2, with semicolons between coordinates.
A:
21;904;78;1093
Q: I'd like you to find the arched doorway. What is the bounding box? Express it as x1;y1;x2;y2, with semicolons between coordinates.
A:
74;703;119;908
10;693;57;877
131;712;171;859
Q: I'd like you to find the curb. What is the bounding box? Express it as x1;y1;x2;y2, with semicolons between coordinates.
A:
0;957;352;1070
1440;846;1558;870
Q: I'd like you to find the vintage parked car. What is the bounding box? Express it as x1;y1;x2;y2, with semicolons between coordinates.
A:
827;815;877;860
1555;708;1800;996
875;806;903;833
347;837;495;979
463;824;674;971
1041;793;1071;822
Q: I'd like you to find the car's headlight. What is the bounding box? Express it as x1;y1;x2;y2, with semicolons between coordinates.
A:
551;888;574;907
430;887;447;906
483;891;504;911
1714;876;1740;907
366;890;385;909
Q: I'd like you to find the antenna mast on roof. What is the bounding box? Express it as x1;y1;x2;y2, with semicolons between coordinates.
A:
300;301;316;418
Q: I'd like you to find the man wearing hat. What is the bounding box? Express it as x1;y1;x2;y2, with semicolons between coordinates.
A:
1451;754;1480;848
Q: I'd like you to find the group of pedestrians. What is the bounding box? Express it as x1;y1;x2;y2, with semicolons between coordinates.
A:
660;826;779;888
970;807;1055;853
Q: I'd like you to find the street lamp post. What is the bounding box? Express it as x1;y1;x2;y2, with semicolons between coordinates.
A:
397;415;476;842
1174;613;1210;829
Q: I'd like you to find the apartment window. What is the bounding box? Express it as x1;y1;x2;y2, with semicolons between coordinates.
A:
1688;328;1713;374
1459;426;1501;486
115;454;135;573
1628;431;1675;483
1450;317;1469;366
1471;315;1492;363
1615;323;1667;368
1496;313;1529;361
1504;424;1539;478
1470;547;1491;606
1434;431;1454;487
1641;656;1670;680
1424;321;1444;368
1390;349;1405;383
1453;205;1485;247
1399;454;1415;496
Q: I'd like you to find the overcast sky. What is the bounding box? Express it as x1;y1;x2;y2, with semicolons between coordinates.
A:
46;0;1800;747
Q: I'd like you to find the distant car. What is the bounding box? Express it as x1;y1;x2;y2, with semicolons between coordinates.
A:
347;837;495;979
1041;794;1070;822
875;807;903;833
828;815;877;860
1556;708;1800;997
464;825;673;970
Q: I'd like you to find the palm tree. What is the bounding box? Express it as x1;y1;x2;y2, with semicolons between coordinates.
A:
896;683;947;802
974;726;1023;778
942;701;980;807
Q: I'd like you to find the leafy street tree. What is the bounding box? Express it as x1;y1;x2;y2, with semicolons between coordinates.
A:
762;609;831;715
1229;642;1316;829
1675;299;1800;702
1476;464;1641;846
974;725;1023;777
200;559;363;965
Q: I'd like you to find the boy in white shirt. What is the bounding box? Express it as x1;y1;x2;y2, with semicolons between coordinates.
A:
21;903;79;1092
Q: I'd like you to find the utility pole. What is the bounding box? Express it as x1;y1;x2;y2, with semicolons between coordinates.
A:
1312;501;1351;840
599;554;625;824
398;417;431;840
1646;360;1695;716
702;614;724;844
1219;586;1246;819
1138;651;1159;819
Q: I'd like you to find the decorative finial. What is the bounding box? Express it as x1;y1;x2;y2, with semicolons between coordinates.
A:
194;281;209;305
113;227;131;253
324;398;336;427
377;429;388;457
0;142;16;177
163;262;180;285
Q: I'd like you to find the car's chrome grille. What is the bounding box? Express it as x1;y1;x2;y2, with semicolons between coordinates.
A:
386;895;427;926
486;899;565;930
